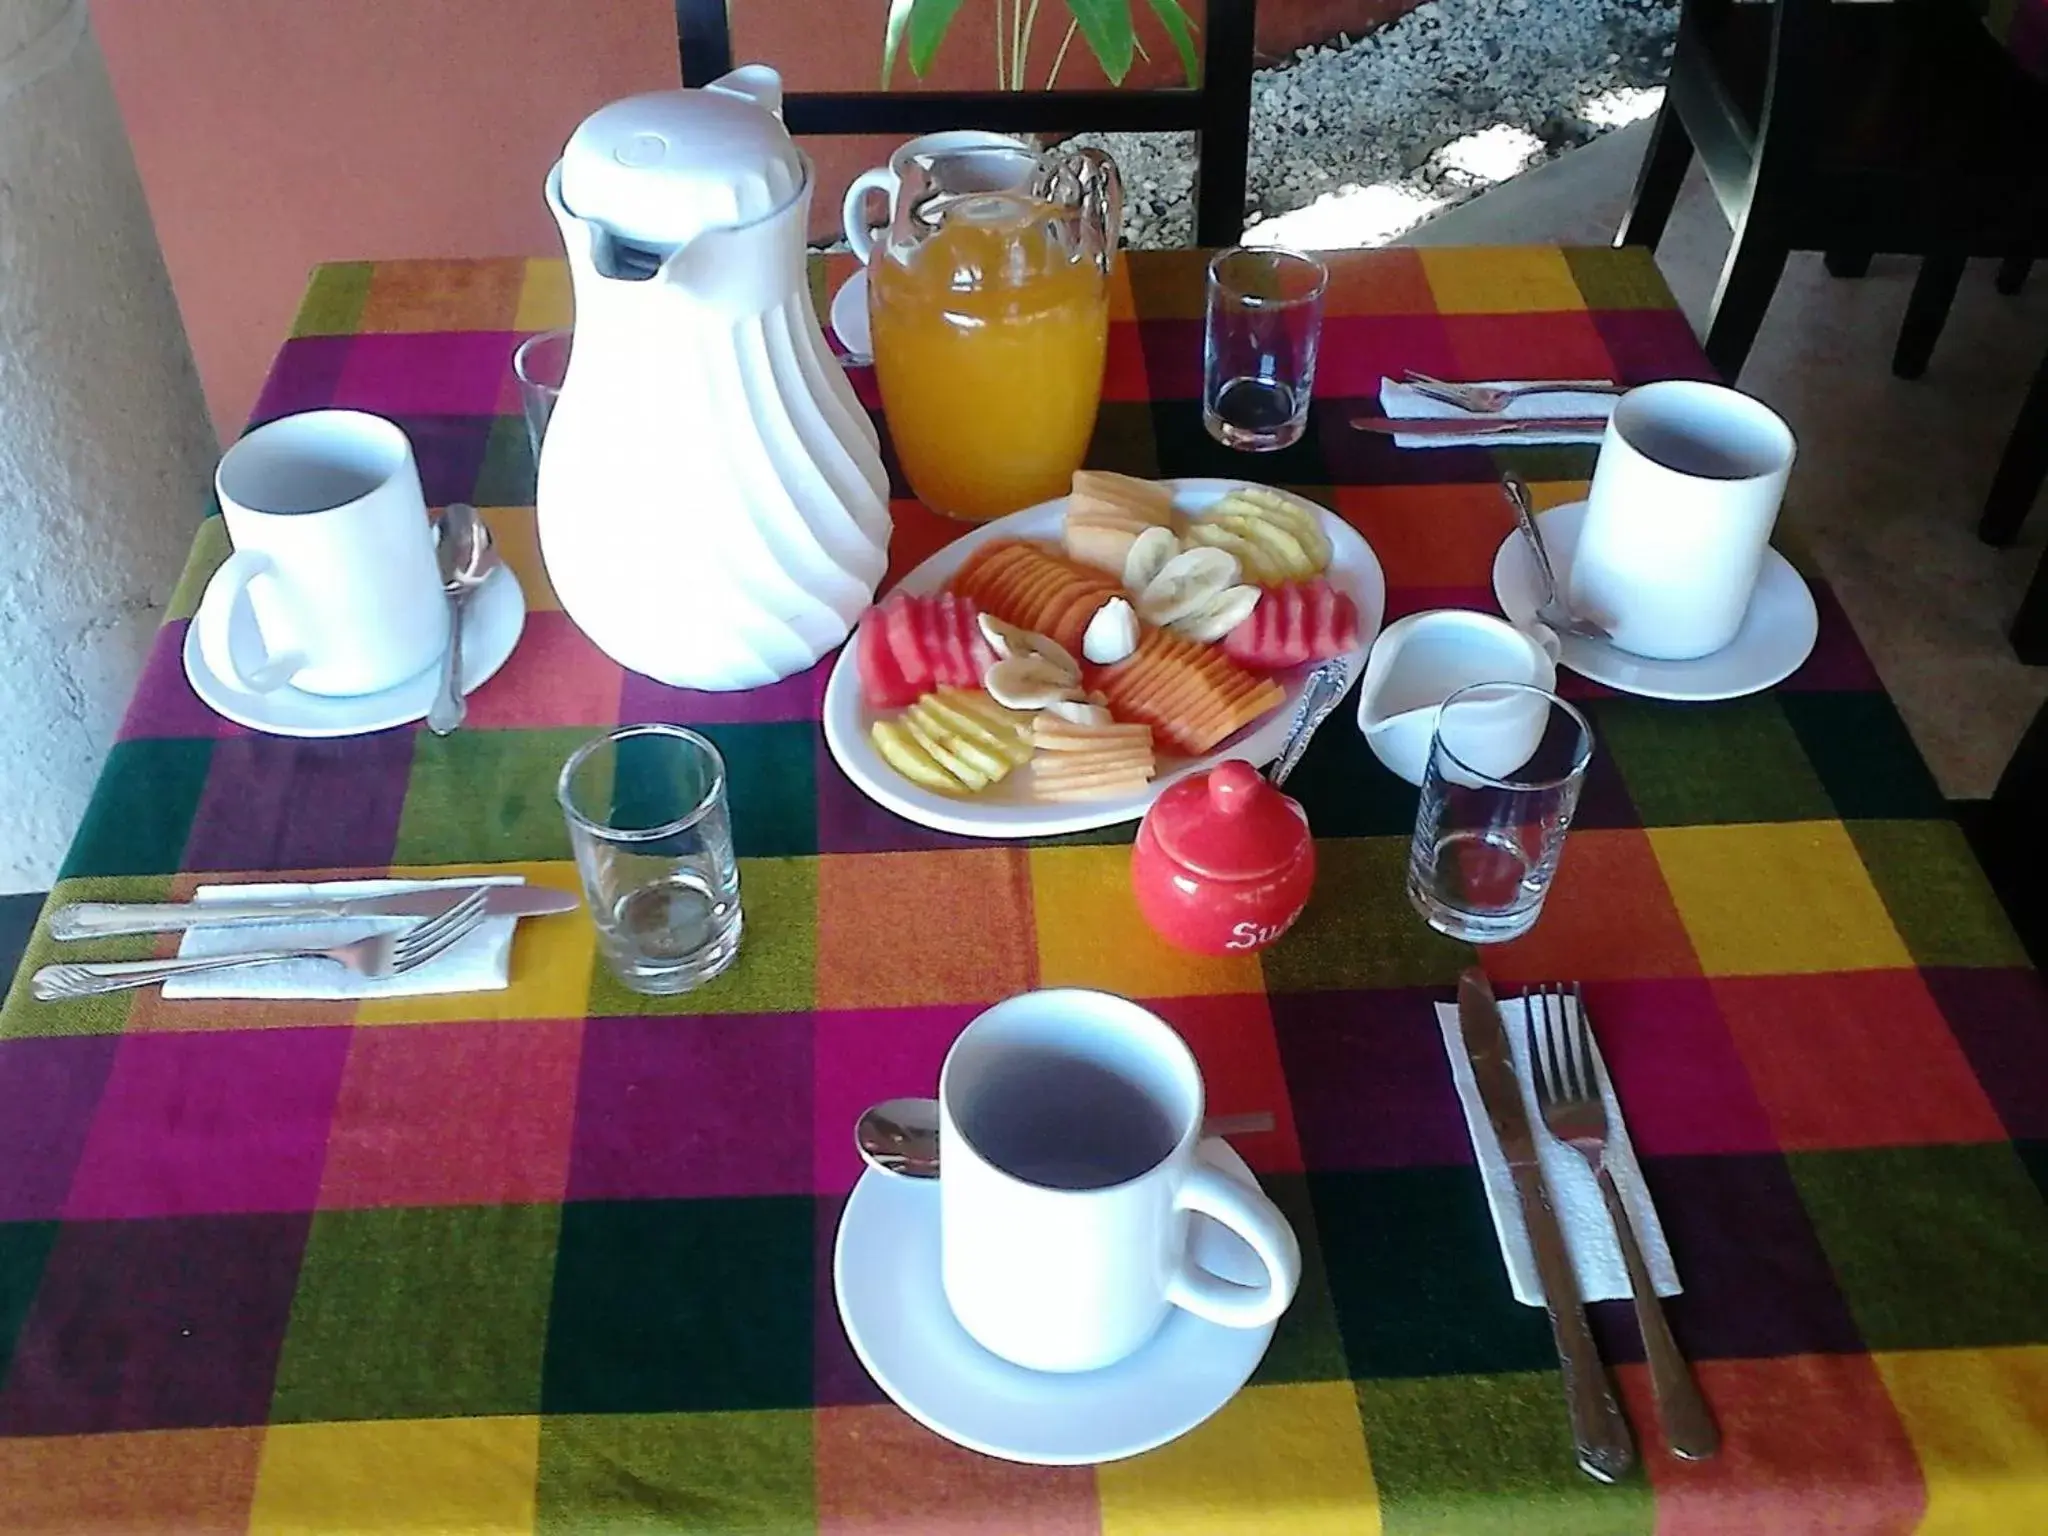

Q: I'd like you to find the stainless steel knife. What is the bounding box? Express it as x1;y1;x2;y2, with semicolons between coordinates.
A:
1456;967;1635;1483
49;884;578;941
1349;415;1610;438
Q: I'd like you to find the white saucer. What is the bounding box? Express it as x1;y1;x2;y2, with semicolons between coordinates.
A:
834;1139;1279;1466
831;266;872;361
183;562;527;737
1492;500;1818;702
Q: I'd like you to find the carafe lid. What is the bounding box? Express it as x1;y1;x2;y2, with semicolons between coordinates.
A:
1146;760;1310;882
558;67;803;257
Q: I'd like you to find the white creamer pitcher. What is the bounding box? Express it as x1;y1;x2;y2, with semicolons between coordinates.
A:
538;66;891;690
1356;610;1559;785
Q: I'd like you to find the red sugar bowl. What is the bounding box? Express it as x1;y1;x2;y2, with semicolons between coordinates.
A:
1131;759;1315;955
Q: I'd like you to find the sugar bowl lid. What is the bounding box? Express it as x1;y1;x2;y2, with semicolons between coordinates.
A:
1146;760;1309;881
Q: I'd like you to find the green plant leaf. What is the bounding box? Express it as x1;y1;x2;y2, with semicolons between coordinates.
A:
907;0;971;78
881;0;918;87
1142;0;1201;87
1062;0;1135;85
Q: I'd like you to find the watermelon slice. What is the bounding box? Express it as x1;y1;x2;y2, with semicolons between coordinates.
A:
1333;590;1361;653
857;605;920;709
882;593;934;697
934;593;973;686
1307;579;1338;660
965;618;999;680
1219;578;1362;670
862;591;1011;705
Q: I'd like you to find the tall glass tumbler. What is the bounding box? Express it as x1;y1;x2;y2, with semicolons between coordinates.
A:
1407;682;1594;943
1203;246;1328;452
513;329;572;468
558;725;742;994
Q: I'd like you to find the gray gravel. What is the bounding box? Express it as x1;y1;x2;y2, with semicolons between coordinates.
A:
1072;0;1678;248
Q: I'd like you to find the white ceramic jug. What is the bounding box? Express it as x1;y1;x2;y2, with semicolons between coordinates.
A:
1355;610;1559;785
538;66;892;690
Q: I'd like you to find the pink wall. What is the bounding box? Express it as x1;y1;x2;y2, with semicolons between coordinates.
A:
93;2;1406;440
92;0;680;437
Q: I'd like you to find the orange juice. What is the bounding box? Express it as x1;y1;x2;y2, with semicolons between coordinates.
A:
870;209;1110;522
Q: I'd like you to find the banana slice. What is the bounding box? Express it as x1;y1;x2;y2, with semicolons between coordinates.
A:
1169;584;1262;644
1081;596;1140;664
1043;698;1116;727
985;655;1080;711
1136;546;1240;627
976;614;1081;684
1122;526;1180;596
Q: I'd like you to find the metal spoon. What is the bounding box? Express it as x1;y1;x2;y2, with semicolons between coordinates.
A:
1266;655;1356;789
856;1097;1276;1181
1500;473;1611;643
427;503;498;736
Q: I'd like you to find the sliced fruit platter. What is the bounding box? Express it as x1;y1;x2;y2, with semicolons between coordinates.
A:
824;476;1384;837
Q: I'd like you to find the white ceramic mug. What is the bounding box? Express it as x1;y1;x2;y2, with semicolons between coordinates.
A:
939;988;1301;1374
197;410;448;697
841;130;1036;263
1356;609;1560;785
1568;380;1796;661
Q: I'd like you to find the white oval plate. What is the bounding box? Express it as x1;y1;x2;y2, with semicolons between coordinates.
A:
1492;500;1818;703
834;1137;1277;1466
822;480;1385;838
182;562;527;738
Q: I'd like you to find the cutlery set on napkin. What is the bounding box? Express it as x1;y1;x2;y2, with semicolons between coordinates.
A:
31;877;577;1001
1443;969;1719;1481
1352;373;1624;446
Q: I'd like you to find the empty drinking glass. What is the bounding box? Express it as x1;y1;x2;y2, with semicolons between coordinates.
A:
1203;246;1328;452
513;329;572;467
558;724;742;993
1407;682;1593;943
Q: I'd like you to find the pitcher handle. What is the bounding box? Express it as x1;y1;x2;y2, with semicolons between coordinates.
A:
1041;146;1123;274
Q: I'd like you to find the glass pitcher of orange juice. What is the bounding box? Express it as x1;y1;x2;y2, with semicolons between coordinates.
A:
869;145;1121;522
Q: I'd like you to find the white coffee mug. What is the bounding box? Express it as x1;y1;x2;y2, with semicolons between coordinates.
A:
841;130;1037;263
939;988;1301;1374
196;410;449;697
1568;380;1796;661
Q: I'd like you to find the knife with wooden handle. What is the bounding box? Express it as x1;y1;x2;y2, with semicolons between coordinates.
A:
1455;968;1635;1483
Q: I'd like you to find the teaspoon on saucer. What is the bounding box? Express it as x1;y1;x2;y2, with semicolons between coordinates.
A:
856;1097;1275;1181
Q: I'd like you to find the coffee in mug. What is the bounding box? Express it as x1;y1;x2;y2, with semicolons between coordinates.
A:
196;410;449;697
939;988;1301;1373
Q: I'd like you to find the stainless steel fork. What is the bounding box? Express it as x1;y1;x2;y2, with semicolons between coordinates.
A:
1405;371;1626;414
1526;982;1721;1461
32;889;491;1000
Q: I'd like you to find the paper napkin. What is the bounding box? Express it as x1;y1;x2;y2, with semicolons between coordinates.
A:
160;876;520;1000
1434;996;1680;1306
1379;378;1618;448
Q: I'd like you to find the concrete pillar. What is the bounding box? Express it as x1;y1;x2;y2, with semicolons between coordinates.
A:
0;0;216;891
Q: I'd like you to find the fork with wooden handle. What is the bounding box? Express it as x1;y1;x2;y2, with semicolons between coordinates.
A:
1526;982;1721;1460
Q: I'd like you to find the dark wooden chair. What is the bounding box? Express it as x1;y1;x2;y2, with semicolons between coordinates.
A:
1617;0;2048;381
1961;684;2048;961
674;0;1257;247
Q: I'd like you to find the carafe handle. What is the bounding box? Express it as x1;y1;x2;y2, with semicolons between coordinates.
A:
1041;147;1123;274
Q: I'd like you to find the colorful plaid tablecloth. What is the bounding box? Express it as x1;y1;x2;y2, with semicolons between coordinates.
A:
3;248;2046;1533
